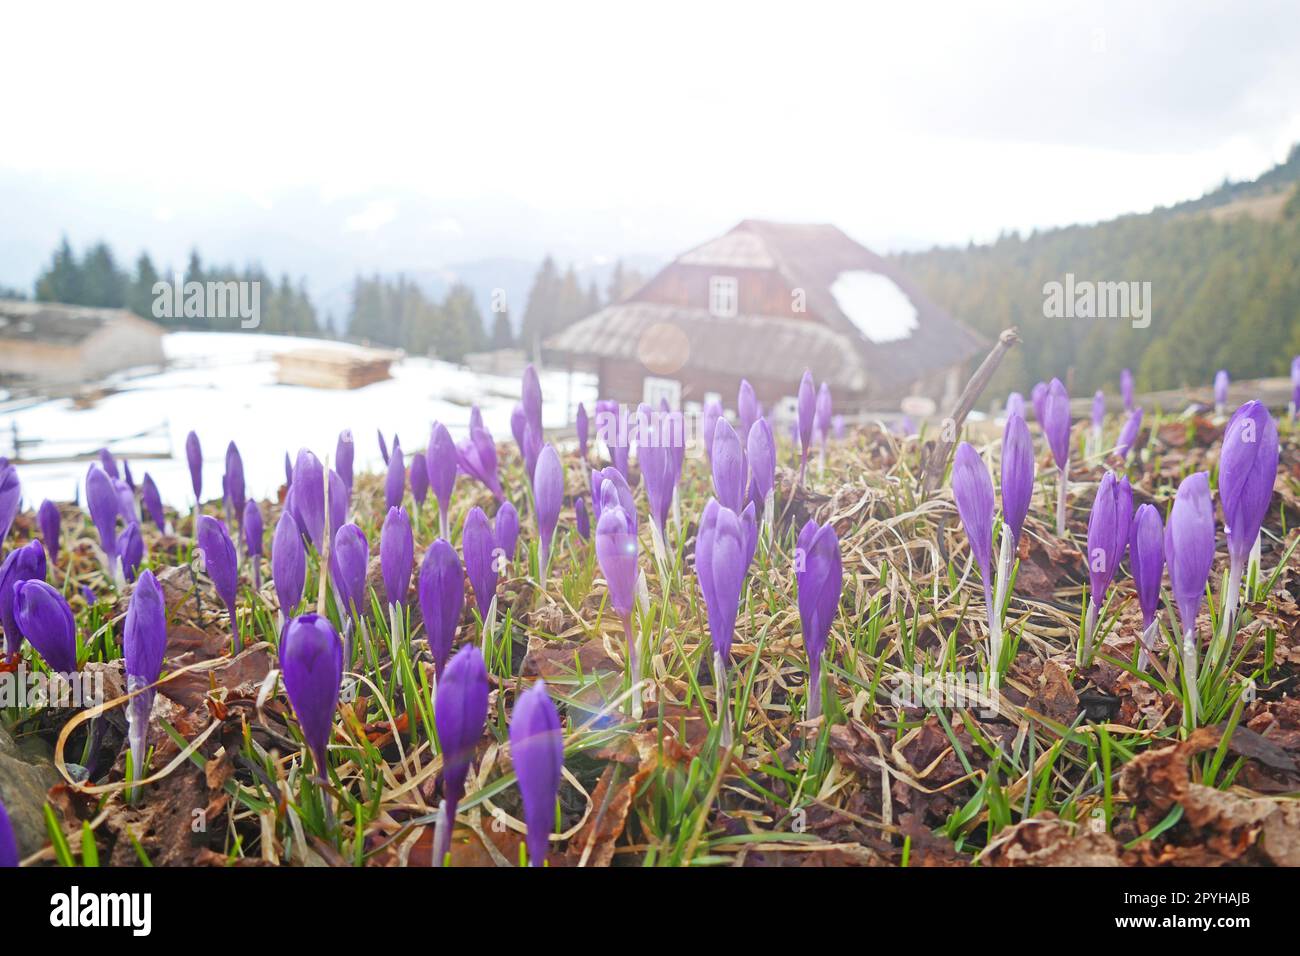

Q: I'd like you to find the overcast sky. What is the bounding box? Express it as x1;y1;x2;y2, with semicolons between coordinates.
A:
4;0;1300;271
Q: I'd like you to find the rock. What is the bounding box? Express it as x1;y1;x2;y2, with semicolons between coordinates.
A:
0;723;59;859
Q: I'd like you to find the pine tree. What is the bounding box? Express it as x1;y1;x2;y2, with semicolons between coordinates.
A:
490;306;514;348
520;256;560;356
128;252;161;321
35;237;83;304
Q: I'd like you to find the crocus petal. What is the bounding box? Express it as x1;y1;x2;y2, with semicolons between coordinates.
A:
595;504;639;619
419;539;465;676
462;507;498;618
38;500;60;563
0;464;19;547
1218;401;1279;565
380;506;414;608
711;418;745;513
196;516;238;616
435;644;489;806
534;444;564;563
0;542;47;655
797;371;816;455
952;442;995;580
495;501;520;562
280;614;343;775
1043;378;1072;469
272;510;306;617
1001;413;1034;545
1165;471;1216;633
386;442;406;512
329;522;369;619
13;580;77;673
427;422;458;513
335;429;355;492
409;452;429;506
509;681;564;867
185;431;203;501
1129;503;1164;628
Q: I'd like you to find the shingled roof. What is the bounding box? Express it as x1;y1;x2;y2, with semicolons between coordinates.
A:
0;300;147;346
546;220;984;395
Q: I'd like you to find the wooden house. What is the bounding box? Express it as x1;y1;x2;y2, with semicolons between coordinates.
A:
544;220;984;413
0;300;166;386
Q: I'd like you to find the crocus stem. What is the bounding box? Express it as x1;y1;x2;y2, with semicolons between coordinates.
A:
1080;597;1098;667
807;653;822;722
1210;556;1244;666
1055;461;1069;537
1248;532;1262;598
990;527;1013;689
713;650;732;752
1137;616;1159;672
432;797;456;867
648;519;669;583
624;615;641;721
1181;626;1199;730
439;508;449;543
798;452;807;489
389;602;403;694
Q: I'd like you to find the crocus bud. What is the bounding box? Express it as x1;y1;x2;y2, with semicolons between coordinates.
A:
0;463;19;547
456;426;504;502
38;500;60;563
124;569;167;777
381;506;414;609
1129;503;1164;630
595;503;639;620
576;402;589;461
1165;471;1216;636
1043;378;1071;469
1091;391;1105;431
462;507;498;620
99;448;119;479
638;406;680;537
495;501;519;565
1120;369;1134;411
522;364;543;432
738;380;759;444
427;422;458;522
0;541;47;655
796;518;843;719
575;496;590;540
335;430;355;493
435;644;488;818
378;429;390;466
695;499;747;664
534;445;563;573
141;474;165;530
224;441;245;524
1218;401;1279;568
114;478;137;527
797;370;816;462
13;580;77;673
409;452;429;507
1116;407;1143;459
815;382;833;445
419;539;465;677
703;399;722;463
243;501;263;562
1001;414;1034;546
272;510;305;618
0;799;16;867
952;443;995;589
469;405;484;433
747;417;775;511
1214;369;1229;410
1030;381;1048;425
280;614;343;778
196;516;238;630
291;449;326;550
1006;392;1025;419
185;431;202;502
509;681;564;867
591;467;635;529
330;523;368;620
386;441;406;512
711;418;745;513
86;464;120;564
1086;472;1132;607
117;522;144;583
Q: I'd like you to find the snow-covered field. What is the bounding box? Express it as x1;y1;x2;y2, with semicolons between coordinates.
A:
3;332;595;510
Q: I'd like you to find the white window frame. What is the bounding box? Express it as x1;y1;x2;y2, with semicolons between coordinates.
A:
708;275;739;318
643;376;682;410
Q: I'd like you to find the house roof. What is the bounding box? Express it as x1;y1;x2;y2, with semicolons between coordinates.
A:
0;299;159;347
545;301;869;391
547;220;985;393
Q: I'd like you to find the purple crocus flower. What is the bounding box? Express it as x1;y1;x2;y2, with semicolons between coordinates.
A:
196;516;239;637
409;453;429;508
330;523;369;621
386;441;406;512
711;418;745;513
419;539;465;678
595;500;640;710
1006;392;1025;419
574;496;590;540
243;500;264;591
284;451;293;487
432;643;489;865
815;382;833;446
291;449;326;550
747;416;776;517
0;799;16;867
224;441;245;525
456;425;504;502
1213;369;1229;411
13;580;77;673
534;445;563;574
702;399;723;464
117;522;144;583
952;443;995;603
427;422;458;538
381;506;413;609
797;370;816;483
1120;369;1134;411
695;499;746;665
1218;401;1279;625
510;680;564;867
1129;503;1164;670
522;364;543;430
328;468;348;540
738;379;759;445
378;429;391;466
1116;407;1144;460
1091;390;1105;429
0;541;46;656
99;447;119;480
796;518;843;720
1042;378;1072;535
462;507;498;622
124;569;167;779
280;614;343;779
185;431;203;504
114;478;137;527
335;430;355;493
38;500;60;563
1001;413;1034;547
123;459;136;491
1165;471;1216;724
86;464;120;568
591;467;635;529
0;463;19;547
1085;472;1133;640
638;405;682;544
1030;381;1048;424
510;403;528;462
495;501;520;566
272;510;306;621
576;402;589;461
141;473;165;530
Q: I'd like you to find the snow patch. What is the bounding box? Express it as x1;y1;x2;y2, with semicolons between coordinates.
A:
829;270;918;344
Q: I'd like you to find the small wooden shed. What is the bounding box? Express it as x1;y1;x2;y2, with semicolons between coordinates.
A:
0;300;166;386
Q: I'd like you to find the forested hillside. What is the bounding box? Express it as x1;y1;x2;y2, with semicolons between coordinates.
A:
894;147;1300;397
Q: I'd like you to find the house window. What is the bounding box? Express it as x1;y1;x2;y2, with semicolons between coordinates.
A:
643;376;682;409
708;276;738;317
